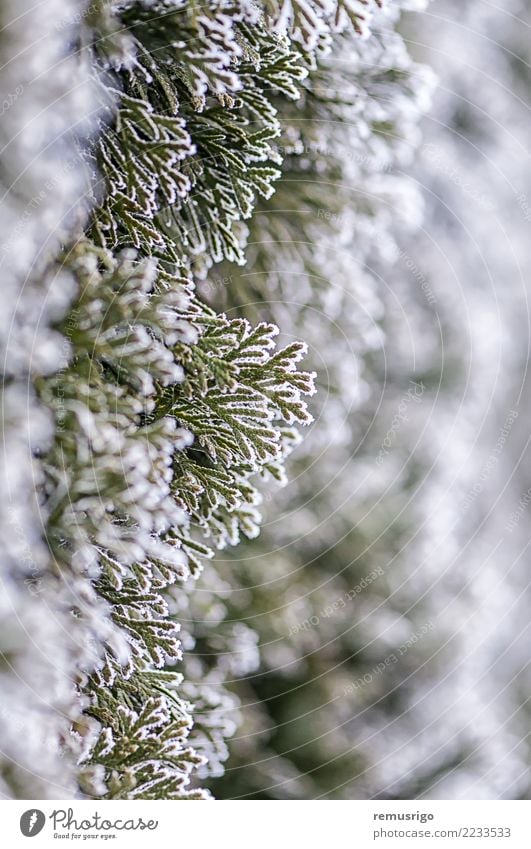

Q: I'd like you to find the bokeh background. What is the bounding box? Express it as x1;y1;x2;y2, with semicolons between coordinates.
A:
187;0;531;799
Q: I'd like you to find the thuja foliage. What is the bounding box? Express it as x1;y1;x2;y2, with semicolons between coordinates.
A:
39;238;314;797
22;0;397;799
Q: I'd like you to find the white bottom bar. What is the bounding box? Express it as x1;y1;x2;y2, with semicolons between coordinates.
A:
2;800;530;848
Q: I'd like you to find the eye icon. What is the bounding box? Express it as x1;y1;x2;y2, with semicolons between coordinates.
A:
20;810;46;837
